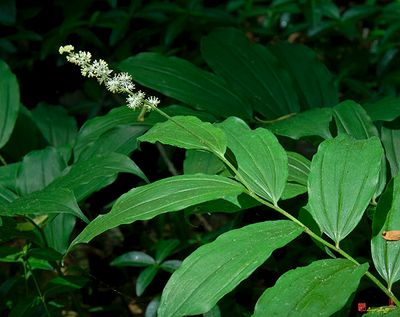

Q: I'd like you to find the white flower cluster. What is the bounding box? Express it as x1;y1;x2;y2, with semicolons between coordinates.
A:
59;45;160;112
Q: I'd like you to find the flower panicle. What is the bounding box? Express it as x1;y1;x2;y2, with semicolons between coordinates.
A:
59;45;160;113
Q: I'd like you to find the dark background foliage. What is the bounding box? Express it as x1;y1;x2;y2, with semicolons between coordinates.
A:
1;1;399;316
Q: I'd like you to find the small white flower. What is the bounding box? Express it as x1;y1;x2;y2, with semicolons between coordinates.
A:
117;73;135;91
126;91;145;110
66;51;92;67
88;59;112;84
105;75;121;93
147;96;160;107
59;45;74;54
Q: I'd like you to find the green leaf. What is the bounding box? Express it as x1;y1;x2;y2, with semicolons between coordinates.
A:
78;125;147;161
253;259;368;317
16;147;67;195
1;105;42;160
70;174;244;248
31;103;77;147
111;251;155;267
281;183;308;200
136;265;159;296
203;305;221;317
0;185;18;203
44;214;76;255
268;42;339;109
219;117;288;205
334;100;379;139
371;175;400;287
139;116;227;157
28;247;62;261
308;135;383;245
46;153;147;201
184;150;225;175
362;308;400;316
160;260;181;273
0;162;20;190
0;59;20;149
287;151;310;186
333;100;385;198
267;108;333;140
74;106;147;161
146;297;161;317
45;276;89;296
119;53;252;119
0;188;88;222
381;127;400;177
158;220;304;317
155;240;180;262
333;100;379;140
201;28;300;119
364;97;400;122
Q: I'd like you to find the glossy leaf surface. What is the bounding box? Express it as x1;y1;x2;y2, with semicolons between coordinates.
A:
201;28;299;119
371;175;400;287
219;117;288;205
308;135;383;244
334;100;379;139
253;259;368;317
158;220;303;317
269;42;338;109
267;108;333;140
47;153;146;201
74;106;146;161
70;174;244;248
120;53;252;119
139;116;227;157
0;188;87;222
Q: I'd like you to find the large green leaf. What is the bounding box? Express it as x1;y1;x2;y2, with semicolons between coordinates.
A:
334;100;379;139
74;106;147;161
219;117;288;205
364;97;400;122
267;108;333;140
158;220;303;317
31;103;77;147
201;28;300;119
46;153;146;201
333;100;385;198
381;127;400;177
16;147;67;195
308;135;383;245
183;150;225;175
78;125;147;162
44;214;76;255
371;175;400;288
0;59;20;149
0;188;87;222
119;53;252;119
70;174;244;248
253;259;368;317
269;42;339;109
139;116;227;157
